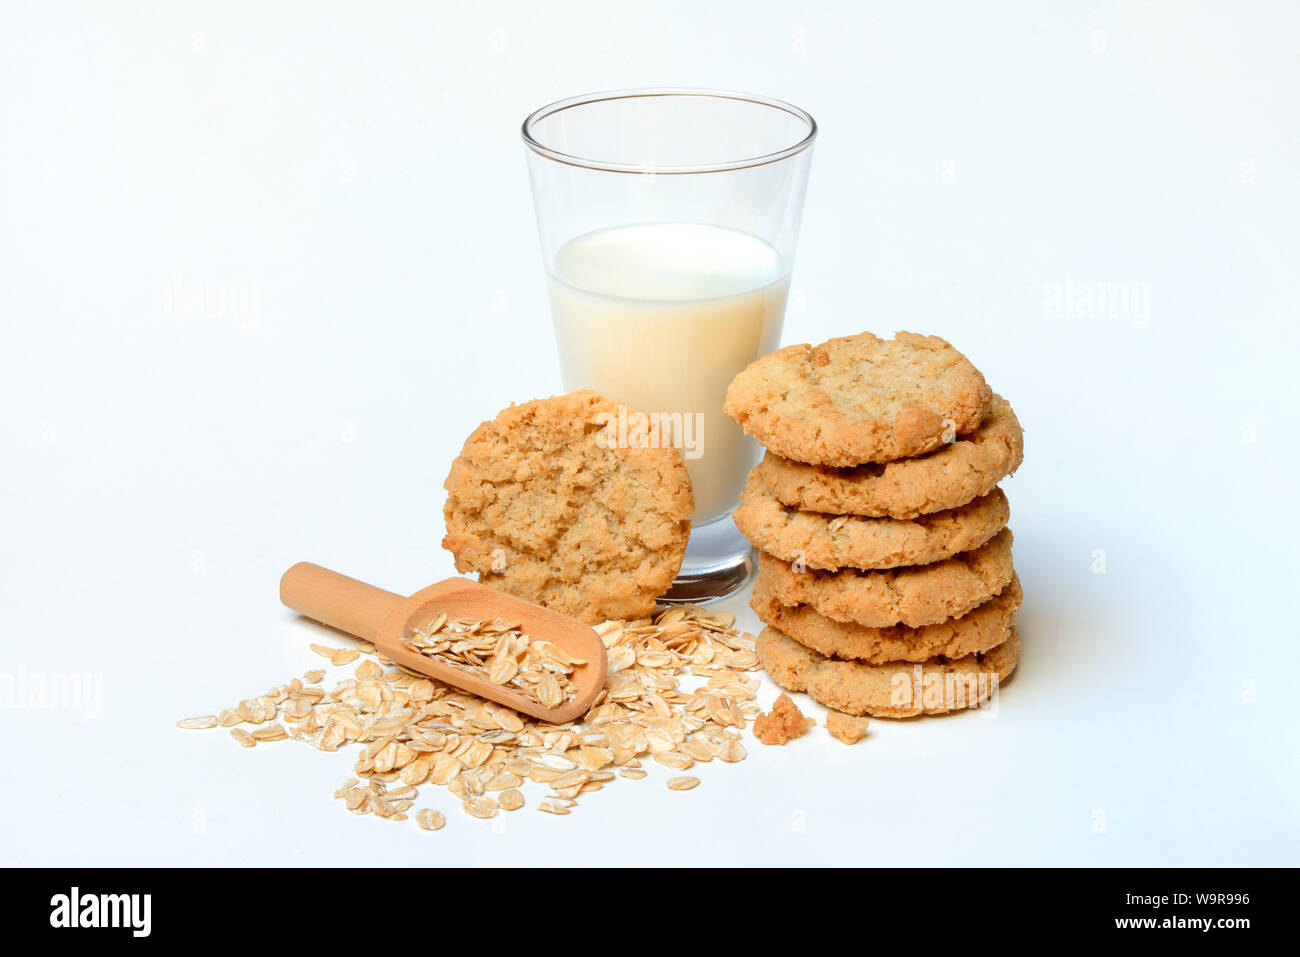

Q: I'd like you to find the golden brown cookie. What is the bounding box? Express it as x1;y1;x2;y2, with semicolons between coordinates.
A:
756;528;1015;627
734;472;1009;571
757;626;1020;718
752;573;1022;663
723;331;992;466
752;394;1023;518
442;390;693;624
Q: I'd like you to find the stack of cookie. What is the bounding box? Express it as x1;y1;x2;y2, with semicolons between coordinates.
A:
724;332;1024;718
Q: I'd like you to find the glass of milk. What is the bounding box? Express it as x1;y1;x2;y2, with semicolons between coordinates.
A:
522;89;816;601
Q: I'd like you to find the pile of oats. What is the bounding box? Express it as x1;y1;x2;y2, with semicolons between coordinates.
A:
400;614;581;709
177;606;760;826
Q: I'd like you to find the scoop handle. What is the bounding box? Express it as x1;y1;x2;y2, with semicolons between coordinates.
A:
279;562;405;643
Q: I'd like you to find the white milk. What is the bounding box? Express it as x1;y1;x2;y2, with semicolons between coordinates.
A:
548;223;789;522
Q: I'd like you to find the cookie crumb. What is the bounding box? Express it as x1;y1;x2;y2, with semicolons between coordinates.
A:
753;693;814;745
826;711;869;744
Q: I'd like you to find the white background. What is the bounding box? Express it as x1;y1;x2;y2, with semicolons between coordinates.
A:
3;1;1297;867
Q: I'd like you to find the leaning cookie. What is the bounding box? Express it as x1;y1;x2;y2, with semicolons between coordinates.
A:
757;627;1020;718
752;573;1022;664
724;331;992;466
753;394;1023;519
442;390;693;624
735;472;1008;571
756;529;1014;627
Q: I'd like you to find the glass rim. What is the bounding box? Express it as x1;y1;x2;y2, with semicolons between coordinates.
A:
521;87;817;175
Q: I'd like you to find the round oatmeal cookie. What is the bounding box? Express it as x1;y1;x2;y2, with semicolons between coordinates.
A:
734;472;1009;571
752;394;1023;518
756;528;1015;627
442;390;693;624
757;626;1020;718
752;573;1022;663
723;331;992;466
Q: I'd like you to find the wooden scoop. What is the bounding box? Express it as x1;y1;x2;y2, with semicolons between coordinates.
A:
279;562;607;724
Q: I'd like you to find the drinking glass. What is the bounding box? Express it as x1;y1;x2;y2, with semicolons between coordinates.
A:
522;88;816;600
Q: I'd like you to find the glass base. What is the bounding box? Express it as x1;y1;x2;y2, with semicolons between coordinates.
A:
661;513;755;604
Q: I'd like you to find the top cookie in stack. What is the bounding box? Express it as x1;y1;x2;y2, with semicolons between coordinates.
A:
724;331;1024;719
